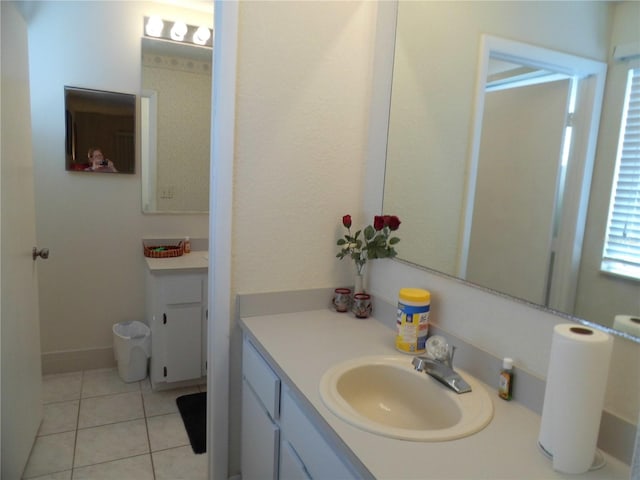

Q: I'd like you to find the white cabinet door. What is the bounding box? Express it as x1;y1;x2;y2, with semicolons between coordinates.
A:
242;340;280;419
201;276;208;376
201;306;208;376
242;381;279;480
148;272;207;386
163;303;202;382
279;441;311;480
281;388;356;480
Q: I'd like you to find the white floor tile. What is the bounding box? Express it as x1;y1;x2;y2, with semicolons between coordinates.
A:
22;431;75;479
147;413;190;452
38;400;79;435
28;369;209;480
81;368;140;398
42;372;82;404
25;470;72;480
78;391;144;428
142;386;199;418
140;377;153;393
152;445;207;480
72;454;154;480
74;419;149;468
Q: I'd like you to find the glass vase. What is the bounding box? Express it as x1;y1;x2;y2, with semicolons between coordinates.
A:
354;265;367;294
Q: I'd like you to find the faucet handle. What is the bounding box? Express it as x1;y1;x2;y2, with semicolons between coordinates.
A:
426;335;450;361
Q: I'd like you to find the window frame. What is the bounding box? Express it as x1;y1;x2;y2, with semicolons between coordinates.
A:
601;64;640;281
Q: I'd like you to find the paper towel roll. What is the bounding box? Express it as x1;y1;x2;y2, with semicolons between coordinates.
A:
538;324;613;474
613;315;640;337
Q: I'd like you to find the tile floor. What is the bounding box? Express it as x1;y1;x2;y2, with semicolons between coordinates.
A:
22;368;208;479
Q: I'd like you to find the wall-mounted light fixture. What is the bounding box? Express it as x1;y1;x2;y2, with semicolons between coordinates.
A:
144;16;213;48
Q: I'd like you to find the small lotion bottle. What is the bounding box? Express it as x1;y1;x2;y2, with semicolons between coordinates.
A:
184;237;191;254
498;357;514;400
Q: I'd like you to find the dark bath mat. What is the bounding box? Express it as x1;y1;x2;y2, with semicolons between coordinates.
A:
176;392;206;454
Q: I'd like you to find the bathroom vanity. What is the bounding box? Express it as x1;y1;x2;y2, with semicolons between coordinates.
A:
145;251;208;390
241;336;356;479
239;308;630;479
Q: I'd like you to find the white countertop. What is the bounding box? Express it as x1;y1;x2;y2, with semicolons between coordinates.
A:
240;309;630;479
144;251;209;272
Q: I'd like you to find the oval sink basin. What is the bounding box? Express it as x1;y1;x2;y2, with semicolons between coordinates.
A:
319;355;493;441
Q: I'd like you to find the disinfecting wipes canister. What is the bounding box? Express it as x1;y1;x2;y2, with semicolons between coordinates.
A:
395;288;430;354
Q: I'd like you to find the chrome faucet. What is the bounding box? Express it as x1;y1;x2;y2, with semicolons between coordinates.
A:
412;337;472;394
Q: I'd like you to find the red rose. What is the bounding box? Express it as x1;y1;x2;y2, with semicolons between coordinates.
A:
373;216;385;231
387;215;401;231
342;215;352;228
383;215;391;227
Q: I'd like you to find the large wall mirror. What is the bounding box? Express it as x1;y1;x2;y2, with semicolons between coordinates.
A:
383;1;640;340
65;86;135;174
141;37;212;213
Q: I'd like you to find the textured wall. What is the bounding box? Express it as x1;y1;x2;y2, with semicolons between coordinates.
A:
233;1;377;295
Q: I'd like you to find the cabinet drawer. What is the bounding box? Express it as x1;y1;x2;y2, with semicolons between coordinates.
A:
159;274;202;304
281;388;355;480
242;339;280;420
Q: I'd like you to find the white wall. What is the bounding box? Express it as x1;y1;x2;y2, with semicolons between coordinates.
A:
233;1;377;295
26;1;211;371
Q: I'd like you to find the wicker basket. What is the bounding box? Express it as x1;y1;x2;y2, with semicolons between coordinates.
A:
143;241;184;258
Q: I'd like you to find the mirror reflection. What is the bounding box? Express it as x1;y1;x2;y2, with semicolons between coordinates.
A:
65;86;135;174
465;62;573;307
383;1;640;339
460;43;607;319
141;37;211;213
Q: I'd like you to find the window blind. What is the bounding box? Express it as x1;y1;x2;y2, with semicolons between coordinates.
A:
602;67;640;278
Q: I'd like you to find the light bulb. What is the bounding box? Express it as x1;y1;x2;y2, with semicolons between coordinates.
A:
193;26;211;45
170;22;188;42
145;16;164;38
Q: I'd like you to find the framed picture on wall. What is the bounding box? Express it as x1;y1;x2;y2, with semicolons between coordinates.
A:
64;86;136;174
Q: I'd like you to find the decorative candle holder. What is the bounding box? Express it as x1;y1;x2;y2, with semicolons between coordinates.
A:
352;293;372;319
332;288;352;313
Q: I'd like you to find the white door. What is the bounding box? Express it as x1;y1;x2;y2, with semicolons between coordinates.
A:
1;3;44;478
466;79;570;305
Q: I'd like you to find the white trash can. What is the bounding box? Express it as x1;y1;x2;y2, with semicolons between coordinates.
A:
112;321;151;383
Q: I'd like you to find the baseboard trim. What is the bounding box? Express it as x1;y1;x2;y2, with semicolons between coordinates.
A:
41;346;115;374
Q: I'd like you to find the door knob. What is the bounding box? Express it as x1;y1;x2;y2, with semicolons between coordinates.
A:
32;247;49;260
